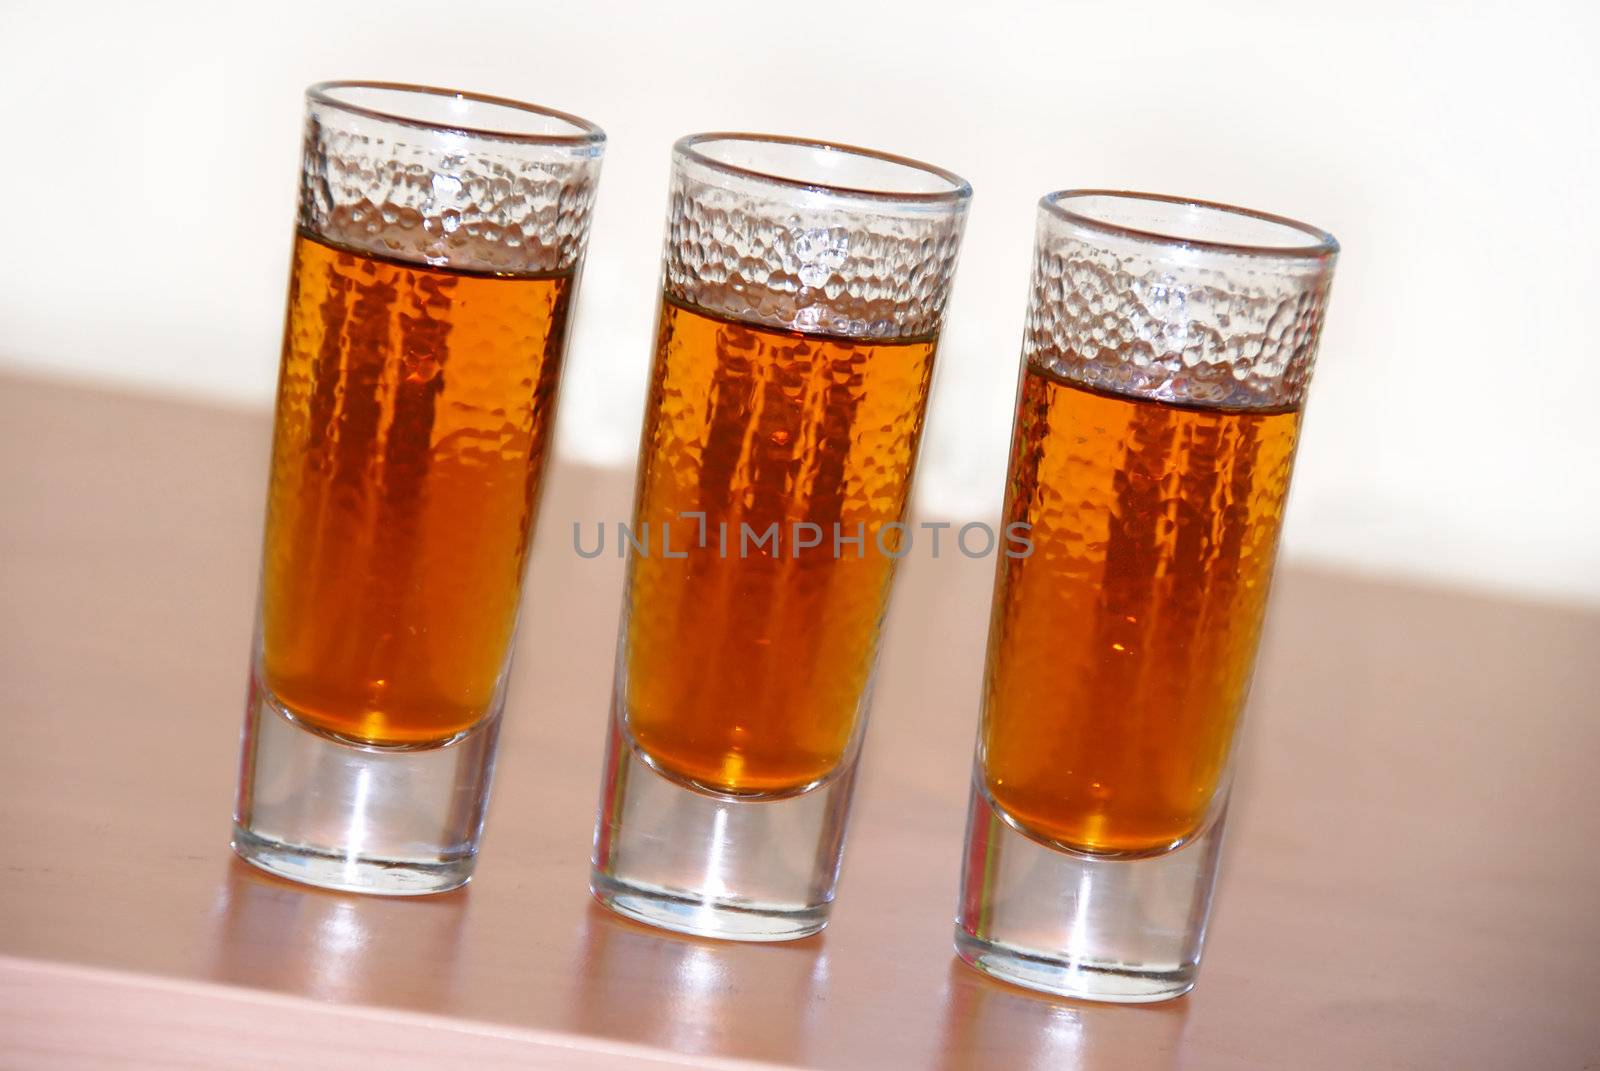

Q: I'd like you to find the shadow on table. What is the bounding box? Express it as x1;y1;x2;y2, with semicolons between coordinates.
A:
202;856;470;1008
568;900;830;1065
936;959;1188;1070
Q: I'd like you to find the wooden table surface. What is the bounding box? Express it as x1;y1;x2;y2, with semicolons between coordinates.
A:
1;373;1597;1069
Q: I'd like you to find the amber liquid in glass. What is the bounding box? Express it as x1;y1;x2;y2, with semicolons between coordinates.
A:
623;296;937;794
980;361;1300;855
258;230;571;745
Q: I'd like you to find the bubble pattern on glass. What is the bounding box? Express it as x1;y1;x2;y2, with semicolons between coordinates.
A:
300;97;602;274
664;165;967;340
1025;207;1335;408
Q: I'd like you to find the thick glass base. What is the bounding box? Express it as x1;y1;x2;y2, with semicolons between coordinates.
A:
590;715;855;942
232;681;500;896
954;781;1226;1003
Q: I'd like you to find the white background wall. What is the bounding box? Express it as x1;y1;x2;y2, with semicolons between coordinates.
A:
3;0;1596;604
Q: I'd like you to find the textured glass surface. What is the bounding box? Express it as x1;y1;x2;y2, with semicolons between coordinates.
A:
1025;194;1337;409
299;88;603;273
663;138;969;339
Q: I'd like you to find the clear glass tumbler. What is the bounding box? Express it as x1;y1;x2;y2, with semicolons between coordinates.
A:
592;133;971;940
233;82;604;895
956;190;1339;1000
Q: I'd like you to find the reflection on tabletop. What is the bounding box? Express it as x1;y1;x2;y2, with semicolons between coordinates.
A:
936;960;1187;1071
200;857;1190;1068
204;857;469;1008
570;901;830;1064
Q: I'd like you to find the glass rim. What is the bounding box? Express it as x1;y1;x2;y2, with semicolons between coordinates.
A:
1041;189;1338;261
674;132;972;206
306;80;606;147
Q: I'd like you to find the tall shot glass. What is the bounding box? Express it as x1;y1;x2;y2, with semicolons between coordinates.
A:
233;82;605;894
592;134;971;940
956;191;1339;1000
